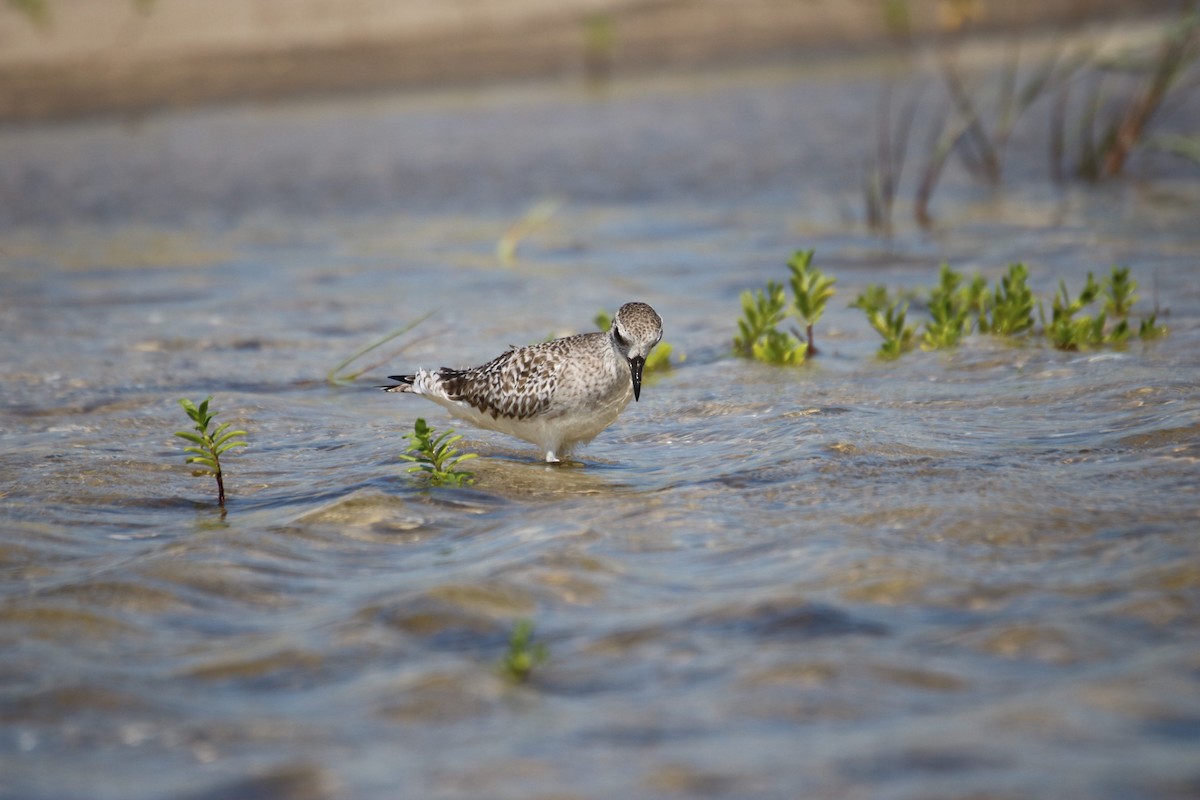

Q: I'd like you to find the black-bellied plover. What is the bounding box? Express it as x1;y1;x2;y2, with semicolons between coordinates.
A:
381;302;663;463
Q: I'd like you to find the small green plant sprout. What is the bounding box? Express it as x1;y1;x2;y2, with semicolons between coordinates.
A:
1044;273;1108;350
1103;266;1138;319
787;249;837;356
875;303;918;360
956;272;992;334
753;326;808;366
1102;266;1138;345
499;618;548;684
175;396;247;508
1104;264;1169;341
853;286;916;359
595;310;678;372
853;286;916;360
1138;314;1168;341
733;281;806;365
962;273;991;329
987;262;1036;337
851;284;890;316
921;263;974;350
401;418;477;487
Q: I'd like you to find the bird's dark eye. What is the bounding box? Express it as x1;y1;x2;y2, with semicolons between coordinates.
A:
613;329;628;347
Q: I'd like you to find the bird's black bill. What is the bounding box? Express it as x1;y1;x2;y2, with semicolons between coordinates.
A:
629;355;646;401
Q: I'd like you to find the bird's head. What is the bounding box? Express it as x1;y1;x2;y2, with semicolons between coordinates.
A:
609;302;663;401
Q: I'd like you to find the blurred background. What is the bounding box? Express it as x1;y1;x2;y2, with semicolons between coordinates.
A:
0;0;1166;120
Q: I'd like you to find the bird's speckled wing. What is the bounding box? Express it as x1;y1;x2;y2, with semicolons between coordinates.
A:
438;333;601;420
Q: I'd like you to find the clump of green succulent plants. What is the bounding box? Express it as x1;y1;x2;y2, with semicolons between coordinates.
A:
918;261;1037;349
175;396;248;508
856;262;1165;358
595;310;679;372
734;249;837;365
401;418;477;487
498;619;548;684
853;285;917;359
1040;267;1166;350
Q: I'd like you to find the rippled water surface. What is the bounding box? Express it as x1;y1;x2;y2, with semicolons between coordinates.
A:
2;55;1200;800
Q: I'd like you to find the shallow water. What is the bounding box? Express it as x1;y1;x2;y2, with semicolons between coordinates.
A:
2;55;1200;800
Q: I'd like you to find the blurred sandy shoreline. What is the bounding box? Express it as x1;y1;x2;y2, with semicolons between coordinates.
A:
0;0;1160;121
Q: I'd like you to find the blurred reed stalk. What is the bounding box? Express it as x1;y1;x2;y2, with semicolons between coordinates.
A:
865;6;1199;230
865;83;921;234
1081;9;1199;180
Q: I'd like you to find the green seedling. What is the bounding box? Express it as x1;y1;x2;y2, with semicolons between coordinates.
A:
987;262;1036;337
922;263;974;350
1106;318;1133;346
1044;272;1107;350
733;282;806;365
787;249;837;356
854;288;916;359
1139;314;1168;341
499;619;548;684
1101;266;1139;345
401;418;477;487
873;302;918;359
1103;265;1137;319
1103;265;1168;341
961;272;992;333
752;328;807;366
594;310;678;372
175;396;247;508
734;282;787;354
851;284;891;316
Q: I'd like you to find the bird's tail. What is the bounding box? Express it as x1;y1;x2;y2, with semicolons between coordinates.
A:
379;374;416;393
